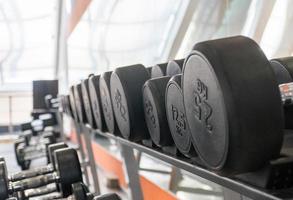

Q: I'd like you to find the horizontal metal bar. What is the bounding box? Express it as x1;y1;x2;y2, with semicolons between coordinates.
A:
86;125;285;200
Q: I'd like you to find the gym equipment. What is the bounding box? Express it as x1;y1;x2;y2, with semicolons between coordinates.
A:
88;75;107;131
45;94;59;109
166;59;184;76
270;57;293;129
99;71;121;135
33;80;58;110
110;64;150;141
0;148;82;198
165;75;197;157
182;36;283;175
151;63;168;78
143;76;173;147
14;132;56;170
11;143;68;182
69;86;79;121
81;77;96;128
74;83;88;124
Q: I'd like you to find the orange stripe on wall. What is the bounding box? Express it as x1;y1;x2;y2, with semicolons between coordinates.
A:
140;176;178;200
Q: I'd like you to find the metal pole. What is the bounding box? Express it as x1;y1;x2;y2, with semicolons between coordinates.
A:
121;144;143;200
73;121;90;186
81;124;100;195
8;95;13;134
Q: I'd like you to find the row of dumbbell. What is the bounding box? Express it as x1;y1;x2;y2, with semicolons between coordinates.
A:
14;112;61;170
1;142;121;200
60;36;293;179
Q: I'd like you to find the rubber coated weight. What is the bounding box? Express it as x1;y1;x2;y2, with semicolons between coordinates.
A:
146;67;152;76
72;182;88;200
270;57;293;129
166;59;184;76
48;142;68;168
69;86;79;121
81;78;96;128
165;75;197;157
110;64;150;141
270;57;293;84
54;148;83;197
74;84;87;123
64;95;73;117
0;162;8;199
94;193;121;200
88;75;107;131
151;63;168;78
182;36;283;175
143;76;173;146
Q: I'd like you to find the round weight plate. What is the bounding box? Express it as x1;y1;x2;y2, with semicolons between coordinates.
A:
270;57;293;129
143;77;173;146
89;75;107;131
166;59;184;76
110;64;150;141
165;75;197;157
0;162;9;199
81;78;95;128
271;57;293;82
182;36;283;174
99;72;120;135
65;95;74;117
69;86;79;121
48;142;68;168
72;182;88;200
151;63;168;78
54;148;82;197
74;84;87;123
270;58;293;84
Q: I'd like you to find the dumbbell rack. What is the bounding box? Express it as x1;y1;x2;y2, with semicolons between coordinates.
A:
81;124;292;200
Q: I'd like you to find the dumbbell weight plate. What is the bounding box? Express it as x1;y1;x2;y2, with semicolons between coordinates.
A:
165;75;197;157
14;139;31;170
88;75;107;131
151;63;168;78
99;72;121;135
270;57;293;129
71;182;88;200
81;78;96;128
110;64;150;141
166;59;184;76
69;86;79;121
74;84;87;123
182;36;283;174
143;76;173;146
54;148;83;197
48;142;68;168
0;162;8;199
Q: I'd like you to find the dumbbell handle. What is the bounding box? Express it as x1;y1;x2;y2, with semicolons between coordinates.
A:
12;172;58;191
24;184;57;198
10;164;53;181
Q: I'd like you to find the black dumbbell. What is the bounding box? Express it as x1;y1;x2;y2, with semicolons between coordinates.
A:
15;131;57;170
10;143;68;182
0;147;83;198
99;71;121;136
143;76;173;147
166;59;184;76
165;74;197;158
182;36;283;175
110;64;150;141
81;75;97;129
87;74;107;131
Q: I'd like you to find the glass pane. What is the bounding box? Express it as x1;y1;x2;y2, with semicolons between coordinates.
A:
177;0;293;59
0;0;58;87
67;0;189;84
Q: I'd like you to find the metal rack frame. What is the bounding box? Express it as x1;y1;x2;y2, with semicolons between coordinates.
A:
85;125;290;200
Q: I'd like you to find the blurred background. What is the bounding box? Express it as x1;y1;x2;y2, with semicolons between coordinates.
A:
0;0;292;140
